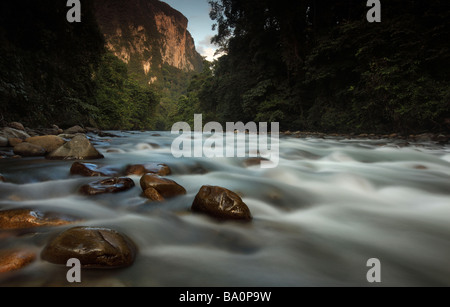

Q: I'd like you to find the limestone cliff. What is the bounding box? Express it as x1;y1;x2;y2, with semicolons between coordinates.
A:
94;0;203;84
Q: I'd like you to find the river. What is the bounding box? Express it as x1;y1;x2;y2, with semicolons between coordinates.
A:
0;131;449;286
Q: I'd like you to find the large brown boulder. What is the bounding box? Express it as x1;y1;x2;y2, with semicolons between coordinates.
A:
192;186;252;221
13;142;46;157
46;134;104;160
25;136;65;153
0;209;79;230
79;177;135;196
126;163;171;176
0;249;36;273
70;162;120;177
41;227;137;269
140;174;186;199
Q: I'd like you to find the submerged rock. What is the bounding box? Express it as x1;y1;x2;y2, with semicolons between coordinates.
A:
46;134;104;160
41;227;137;269
192;186;252;221
13;142;46;157
79;177;135;195
140;174;186;199
243;157;270;167
25;135;65;153
70;162;119;177
0;249;36;274
126;163;171;176
0;209;79;230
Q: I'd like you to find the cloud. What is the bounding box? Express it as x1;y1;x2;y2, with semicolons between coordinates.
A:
197;35;223;61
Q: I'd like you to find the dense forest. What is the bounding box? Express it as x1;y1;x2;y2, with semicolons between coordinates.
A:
1;0;449;134
181;0;450;134
0;0;159;130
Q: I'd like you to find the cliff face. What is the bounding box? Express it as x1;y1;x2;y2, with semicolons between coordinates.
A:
94;0;203;84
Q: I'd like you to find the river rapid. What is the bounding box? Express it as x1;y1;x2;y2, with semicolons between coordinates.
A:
0;131;449;286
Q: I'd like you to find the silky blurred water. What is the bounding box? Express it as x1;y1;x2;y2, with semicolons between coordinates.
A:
0;131;449;286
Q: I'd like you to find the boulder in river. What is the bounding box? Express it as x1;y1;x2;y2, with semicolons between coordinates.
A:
64;125;86;134
0;127;30;140
8;138;22;147
46;134;104;160
25;135;65;153
0;209;79;230
0;249;36;274
192;186;252;221
41;227;137;269
140;174;186;199
13;142;46;157
0;137;8;147
79;177;135;196
8;122;25;131
70;162;120;177
126;163;171;176
143;187;165;202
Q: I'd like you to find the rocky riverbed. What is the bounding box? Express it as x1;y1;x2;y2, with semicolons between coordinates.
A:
0;123;449;286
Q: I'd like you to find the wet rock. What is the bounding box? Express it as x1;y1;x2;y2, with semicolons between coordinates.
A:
70;162;119;177
0;127;30;140
8;122;25;131
8;138;22;147
414;165;428;170
0;137;8;147
0;249;36;274
64;125;86;134
25;135;65;153
243;157;270;167
437;134;449;144
140;174;186;198
41;227;137;269
13;142;46;157
192;186;252;221
0;174;5;182
143;187;165;202
0;209;79;230
126;163;171;176
151;134;161;137
46;134;104;160
415;133;434;142
79;177;135;195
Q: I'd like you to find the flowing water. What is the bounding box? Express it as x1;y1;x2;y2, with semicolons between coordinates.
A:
0;132;449;287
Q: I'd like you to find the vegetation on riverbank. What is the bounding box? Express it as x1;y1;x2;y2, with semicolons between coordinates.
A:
1;0;449;134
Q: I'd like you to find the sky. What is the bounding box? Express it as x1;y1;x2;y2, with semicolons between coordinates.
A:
161;0;219;61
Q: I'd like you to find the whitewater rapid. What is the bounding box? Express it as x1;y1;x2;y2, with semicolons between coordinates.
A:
0;132;449;286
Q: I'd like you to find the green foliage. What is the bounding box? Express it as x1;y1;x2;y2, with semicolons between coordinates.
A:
195;0;450;134
93;53;159;130
0;1;159;130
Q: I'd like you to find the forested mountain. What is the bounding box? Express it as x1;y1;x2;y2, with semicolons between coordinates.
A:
0;0;448;134
0;0;202;130
183;0;450;134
